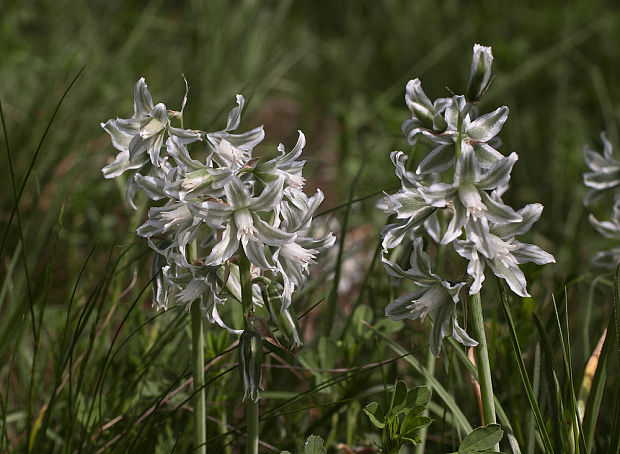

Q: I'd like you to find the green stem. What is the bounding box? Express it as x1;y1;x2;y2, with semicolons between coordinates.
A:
239;250;259;454
246;399;259;454
189;240;206;454
191;302;206;454
470;292;499;449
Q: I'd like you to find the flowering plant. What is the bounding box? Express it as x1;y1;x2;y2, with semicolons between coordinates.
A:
583;132;620;267
102;78;334;341
101;78;334;453
379;44;555;357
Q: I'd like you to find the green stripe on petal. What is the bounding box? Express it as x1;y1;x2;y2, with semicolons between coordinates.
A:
253;214;295;246
477;152;518;189
225;176;251;207
416;144;454;175
204;223;239;265
249;177;285;212
133;77;154;118
466;106;509;142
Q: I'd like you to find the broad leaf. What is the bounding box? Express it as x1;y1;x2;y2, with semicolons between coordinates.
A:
458;424;504;453
389;380;409;416
304;435;327;454
401;414;433;443
406;386;432;412
363;402;385;429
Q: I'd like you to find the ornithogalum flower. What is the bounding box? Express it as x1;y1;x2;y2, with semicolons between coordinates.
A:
583;132;620;267
379;44;554;356
382;239;476;356
102;78;333;345
453;202;555;296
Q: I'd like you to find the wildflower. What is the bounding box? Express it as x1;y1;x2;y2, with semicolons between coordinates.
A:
583;132;620;205
382;239;476;356
239;328;264;402
380;44;554;356
102;78;333;336
418;142;521;249
583;133;620;267
453;202;555;296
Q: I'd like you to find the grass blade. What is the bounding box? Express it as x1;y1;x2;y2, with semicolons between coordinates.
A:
322;141;368;338
581;323;613;450
551;294;587;453
532;312;565;452
0;66;85;260
497;279;554;454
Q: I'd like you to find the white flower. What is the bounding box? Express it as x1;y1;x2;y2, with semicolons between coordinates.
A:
254;131;307;189
454;203;555;296
382;239;476;356
419;142;521;248
583;132;620;268
206;94;265;170
102;78;334;337
190;176;295;268
583;132;620;205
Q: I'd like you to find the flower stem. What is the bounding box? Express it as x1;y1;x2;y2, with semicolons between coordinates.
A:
239;250;259;454
191;302;207;454
470;292;499;450
189;240;206;454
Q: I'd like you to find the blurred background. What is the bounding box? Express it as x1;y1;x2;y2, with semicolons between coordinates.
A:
1;0;619;452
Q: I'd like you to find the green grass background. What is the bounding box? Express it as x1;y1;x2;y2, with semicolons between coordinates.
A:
1;0;619;452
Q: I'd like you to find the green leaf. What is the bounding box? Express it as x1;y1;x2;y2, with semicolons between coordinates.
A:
401;414;432;442
389;380;408;416
406;386;431;413
363;402;386;429
304;435;327;454
318;336;338;371
458;424;504;453
352;305;374;339
401;432;422;445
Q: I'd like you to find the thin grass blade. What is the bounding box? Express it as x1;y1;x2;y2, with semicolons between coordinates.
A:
497;279;554;454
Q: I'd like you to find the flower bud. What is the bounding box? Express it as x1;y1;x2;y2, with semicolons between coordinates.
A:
405;79;435;128
262;284;302;348
239;329;263;402
466;44;493;102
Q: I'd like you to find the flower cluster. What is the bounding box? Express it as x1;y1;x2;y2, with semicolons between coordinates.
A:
379;45;555;356
583;132;620;267
102;78;334;339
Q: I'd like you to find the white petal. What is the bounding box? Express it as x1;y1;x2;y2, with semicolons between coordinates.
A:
477;152;518;190
253;214;296;246
133;77;154;118
416;144;454;175
466;106;509;142
204;223;239;265
512;241;555;265
248;177;285;212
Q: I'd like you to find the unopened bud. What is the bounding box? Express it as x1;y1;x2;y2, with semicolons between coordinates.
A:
466;44;493;102
262;284;302;348
405;79;435;128
239;329;263;402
